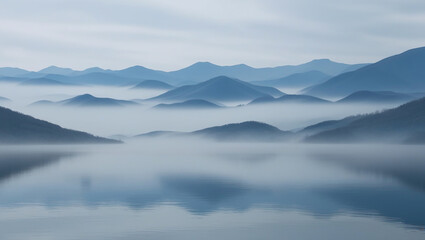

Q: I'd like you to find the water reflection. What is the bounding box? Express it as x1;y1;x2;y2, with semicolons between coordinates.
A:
0;144;424;232
0;150;75;183
308;145;425;227
310;146;425;191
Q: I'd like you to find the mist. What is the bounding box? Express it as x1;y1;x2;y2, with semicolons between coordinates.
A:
0;83;402;138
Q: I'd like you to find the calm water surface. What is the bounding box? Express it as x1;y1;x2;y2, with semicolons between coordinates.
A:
0;141;424;240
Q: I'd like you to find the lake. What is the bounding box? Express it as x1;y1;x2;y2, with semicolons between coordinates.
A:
0;141;424;240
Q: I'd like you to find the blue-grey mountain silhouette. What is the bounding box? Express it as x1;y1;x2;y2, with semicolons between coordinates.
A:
61;94;138;107
0;67;30;77
253;70;331;88
71;67;111;76
20;77;71;86
0;96;10;102
0;106;118;144
135;121;291;142
38;66;75;75
114;65;171;82
0;59;369;87
306;47;425;97
32;94;138;107
132;80;174;90
0;76;27;83
305;97;425;143
192;121;292;141
298;116;363;136
30;100;56;106
168;60;367;83
337;91;417;104
150;76;284;102
250;94;330;105
135;131;181;138
45;72;141;86
153;99;222;109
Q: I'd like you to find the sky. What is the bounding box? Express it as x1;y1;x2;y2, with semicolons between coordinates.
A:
0;0;424;71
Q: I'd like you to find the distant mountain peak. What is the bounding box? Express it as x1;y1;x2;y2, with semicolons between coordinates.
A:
83;67;104;71
76;93;95;98
38;66;75;75
132;80;174;90
185;62;219;69
192;121;291;141
305;46;425;97
205;75;235;82
193;61;215;66
125;65;150;70
150;75;283;102
310;58;333;62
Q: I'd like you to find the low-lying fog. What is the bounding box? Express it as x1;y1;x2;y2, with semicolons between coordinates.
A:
0;84;401;137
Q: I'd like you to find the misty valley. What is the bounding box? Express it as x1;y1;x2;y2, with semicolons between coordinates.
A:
1;47;425;239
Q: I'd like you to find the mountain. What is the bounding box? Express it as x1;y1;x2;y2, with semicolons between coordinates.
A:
0;67;30;77
114;66;171;81
305;47;425;97
253;70;331;88
38;66;75;75
150;76;284;102
132;80;174;90
135;121;292;142
168;62;256;83
0;96;10;102
30;100;56;106
300;59;368;76
304;97;425;144
46;72;141;86
249;94;330;105
192;121;291;141
71;67;110;76
298;115;363;136
19;77;71;86
153;99;222;110
168;60;368;83
0;76;27;83
32;94;139;107
0;60;369;86
69;72;140;86
0;106;118;144
337;91;417;104
60;94;138;107
135;131;181;138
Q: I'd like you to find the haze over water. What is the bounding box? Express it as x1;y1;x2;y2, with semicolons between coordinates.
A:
0;142;424;240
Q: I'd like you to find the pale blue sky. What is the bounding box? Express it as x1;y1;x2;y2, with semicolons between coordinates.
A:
0;0;424;70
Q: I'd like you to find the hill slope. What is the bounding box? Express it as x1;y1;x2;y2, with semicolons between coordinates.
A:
0;106;118;144
306;47;425;97
250;94;330;105
253;70;331;88
192;121;291;141
59;94;138;107
135;121;291;142
0;67;30;77
153;99;222;109
20;78;71;86
305;97;425;143
132;80;174;90
337;91;416;104
38;66;75;75
150;76;284;102
32;94;138;107
168;60;367;83
45;72;141;86
0;97;10;102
